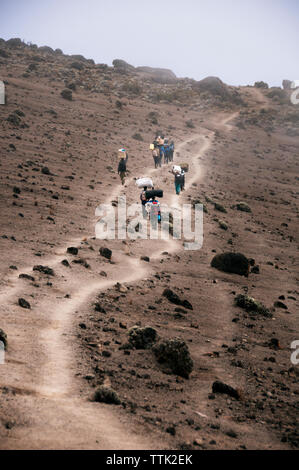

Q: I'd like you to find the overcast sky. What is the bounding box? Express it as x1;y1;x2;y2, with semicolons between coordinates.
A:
0;0;298;86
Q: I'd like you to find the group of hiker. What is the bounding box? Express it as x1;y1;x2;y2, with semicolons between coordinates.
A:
117;134;187;226
151;135;175;168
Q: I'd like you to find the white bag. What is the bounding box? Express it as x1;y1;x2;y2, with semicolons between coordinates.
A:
136;177;153;188
172;165;181;174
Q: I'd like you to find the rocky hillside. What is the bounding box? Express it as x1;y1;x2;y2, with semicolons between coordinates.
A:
0;38;298;451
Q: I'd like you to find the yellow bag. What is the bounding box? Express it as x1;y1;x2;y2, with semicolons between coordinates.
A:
118;149;127;159
150;144;154;150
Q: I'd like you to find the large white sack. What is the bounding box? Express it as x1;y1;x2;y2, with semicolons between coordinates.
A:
172;165;181;174
136;177;153;188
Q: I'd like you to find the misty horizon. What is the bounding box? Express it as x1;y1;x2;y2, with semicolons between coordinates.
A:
0;0;298;88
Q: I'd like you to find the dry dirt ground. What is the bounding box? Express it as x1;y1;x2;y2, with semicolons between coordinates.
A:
0;45;298;450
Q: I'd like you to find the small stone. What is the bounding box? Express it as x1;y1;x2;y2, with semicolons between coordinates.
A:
18;298;31;309
100;247;112;260
41;166;51;175
212;381;241;400
274;301;288;310
67;247;78;255
166;426;176;436
61;259;70;267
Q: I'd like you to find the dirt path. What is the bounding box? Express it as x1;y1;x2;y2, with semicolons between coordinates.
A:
0;111;237;450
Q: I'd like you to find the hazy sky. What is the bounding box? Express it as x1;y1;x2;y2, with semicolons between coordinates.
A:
0;0;298;86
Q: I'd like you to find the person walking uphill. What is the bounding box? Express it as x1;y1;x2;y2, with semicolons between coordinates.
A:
152;148;161;169
169;141;174;162
140;186;149;218
174;172;182;195
118;148;128;185
118;157;127;185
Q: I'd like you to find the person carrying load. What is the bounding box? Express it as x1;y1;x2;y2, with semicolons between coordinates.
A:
172;165;182;195
164;145;170;164
180;170;185;191
152;147;161;168
136;177;154;218
146;196;161;230
118;148;128;185
169;141;175;162
140;186;149;218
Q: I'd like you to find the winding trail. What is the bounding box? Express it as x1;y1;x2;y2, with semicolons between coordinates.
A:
0;111;237;449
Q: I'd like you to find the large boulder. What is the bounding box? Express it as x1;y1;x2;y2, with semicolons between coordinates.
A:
135;66;177;84
128;326;157;349
194;76;243;105
211;252;250;277
254;81;269;89
70;54;86;61
6;38;23;48
38;46;54;54
112;59;135;73
195;76;230;99
153;338;193;379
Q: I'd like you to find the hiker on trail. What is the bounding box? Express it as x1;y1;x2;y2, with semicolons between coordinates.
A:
152;147;161;168
146;196;161;229
180;170;185;191
174;171;182;195
118;154;128;185
164;145;170;164
140;186;149;218
159;145;165;165
169;141;174;162
158;148;163;167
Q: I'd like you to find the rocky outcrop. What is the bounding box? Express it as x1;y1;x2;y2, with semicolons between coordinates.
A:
194;76;243;104
135;66;177;84
112;59;135;73
254;81;269;89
